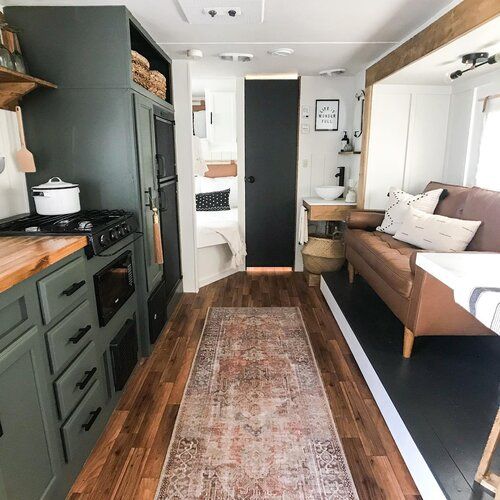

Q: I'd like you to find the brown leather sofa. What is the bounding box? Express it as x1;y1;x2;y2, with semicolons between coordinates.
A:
345;182;499;357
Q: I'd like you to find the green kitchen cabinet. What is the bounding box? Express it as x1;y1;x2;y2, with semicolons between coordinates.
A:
134;93;164;293
0;327;61;500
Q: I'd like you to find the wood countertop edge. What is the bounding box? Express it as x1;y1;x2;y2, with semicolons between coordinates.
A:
0;236;88;294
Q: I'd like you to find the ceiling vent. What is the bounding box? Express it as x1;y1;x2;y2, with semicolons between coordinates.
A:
177;0;265;24
319;68;346;77
268;48;294;57
219;52;254;62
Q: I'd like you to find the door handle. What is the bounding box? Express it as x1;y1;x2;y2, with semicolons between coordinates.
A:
245;176;255;184
62;280;86;296
81;407;102;432
68;324;92;344
76;367;97;390
156;154;165;176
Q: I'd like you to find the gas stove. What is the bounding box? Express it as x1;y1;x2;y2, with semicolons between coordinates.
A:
0;210;138;256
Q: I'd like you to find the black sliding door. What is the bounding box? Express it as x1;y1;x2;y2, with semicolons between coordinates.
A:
245;79;299;267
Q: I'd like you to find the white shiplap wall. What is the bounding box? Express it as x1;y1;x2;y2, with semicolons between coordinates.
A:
0;109;29;218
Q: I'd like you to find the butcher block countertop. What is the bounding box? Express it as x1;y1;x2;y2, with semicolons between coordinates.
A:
0;236;88;294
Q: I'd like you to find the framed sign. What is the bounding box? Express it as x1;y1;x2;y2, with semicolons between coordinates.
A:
315;99;339;131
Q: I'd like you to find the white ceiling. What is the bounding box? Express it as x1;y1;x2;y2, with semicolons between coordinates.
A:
384;15;500;86
2;0;458;77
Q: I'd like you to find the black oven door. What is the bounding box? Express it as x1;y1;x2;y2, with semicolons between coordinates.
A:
94;251;135;326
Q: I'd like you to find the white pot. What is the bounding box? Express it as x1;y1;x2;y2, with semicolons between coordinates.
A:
32;177;81;215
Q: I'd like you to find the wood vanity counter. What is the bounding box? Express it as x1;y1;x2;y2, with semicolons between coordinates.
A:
0;236;88;293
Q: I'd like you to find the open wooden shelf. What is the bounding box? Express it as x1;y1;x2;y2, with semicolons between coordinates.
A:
0;66;57;110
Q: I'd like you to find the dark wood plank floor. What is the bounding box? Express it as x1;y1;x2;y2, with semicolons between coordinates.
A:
68;270;420;499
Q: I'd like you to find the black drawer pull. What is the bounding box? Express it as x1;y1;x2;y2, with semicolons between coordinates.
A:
81;407;102;432
75;367;97;390
62;280;86;296
68;325;91;344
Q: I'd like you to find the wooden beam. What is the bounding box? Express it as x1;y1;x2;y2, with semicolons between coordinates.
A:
366;0;500;87
356;85;373;209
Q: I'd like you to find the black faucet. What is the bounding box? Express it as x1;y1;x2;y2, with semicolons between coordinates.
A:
335;166;345;187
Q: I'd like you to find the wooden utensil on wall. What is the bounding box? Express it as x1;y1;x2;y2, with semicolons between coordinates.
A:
152;207;164;264
15;106;36;172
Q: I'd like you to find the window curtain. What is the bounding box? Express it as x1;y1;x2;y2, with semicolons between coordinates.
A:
475;97;500;191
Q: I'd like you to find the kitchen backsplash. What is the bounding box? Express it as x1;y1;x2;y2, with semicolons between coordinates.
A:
0;109;30;218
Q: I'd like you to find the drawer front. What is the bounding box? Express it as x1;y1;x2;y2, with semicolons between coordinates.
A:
38;257;88;324
54;341;99;419
46;300;95;373
61;380;106;463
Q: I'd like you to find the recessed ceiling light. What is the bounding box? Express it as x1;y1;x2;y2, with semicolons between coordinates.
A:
219;52;254;62
268;48;294;57
319;68;346;77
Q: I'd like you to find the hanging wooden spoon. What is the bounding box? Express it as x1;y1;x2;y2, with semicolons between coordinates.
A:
15;105;36;172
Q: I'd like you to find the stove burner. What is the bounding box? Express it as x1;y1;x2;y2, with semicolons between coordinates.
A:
0;210;138;257
78;220;93;230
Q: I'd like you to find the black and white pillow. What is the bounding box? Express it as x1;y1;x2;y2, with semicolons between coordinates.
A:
196;189;230;211
377;188;443;235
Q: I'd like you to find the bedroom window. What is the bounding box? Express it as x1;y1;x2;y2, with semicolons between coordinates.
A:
475;96;500;191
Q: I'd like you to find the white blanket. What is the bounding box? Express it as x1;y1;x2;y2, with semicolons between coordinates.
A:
455;286;500;334
196;209;246;268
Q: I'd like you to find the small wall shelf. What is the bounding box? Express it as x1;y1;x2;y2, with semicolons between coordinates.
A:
0;66;56;110
338;151;361;155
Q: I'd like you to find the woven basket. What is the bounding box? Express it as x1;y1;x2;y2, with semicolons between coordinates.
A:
131;50;149;69
148;70;167;99
131;50;150;89
301;235;345;274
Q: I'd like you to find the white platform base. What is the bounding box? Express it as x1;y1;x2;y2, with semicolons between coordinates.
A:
320;276;445;500
197;244;239;287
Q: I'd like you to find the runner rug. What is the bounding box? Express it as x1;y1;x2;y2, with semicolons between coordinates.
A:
155;307;358;499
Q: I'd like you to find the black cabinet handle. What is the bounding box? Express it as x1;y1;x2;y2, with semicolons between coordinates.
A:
68;325;91;344
81;407;102;432
210;112;213;125
156;153;165;176
0;418;3;438
62;280;86;296
75;367;97;390
245;176;255;184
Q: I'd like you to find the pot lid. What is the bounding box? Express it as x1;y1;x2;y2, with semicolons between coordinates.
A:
32;177;79;190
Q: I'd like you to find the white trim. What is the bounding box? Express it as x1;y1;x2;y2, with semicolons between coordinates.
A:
319;277;446;500
198;266;241;288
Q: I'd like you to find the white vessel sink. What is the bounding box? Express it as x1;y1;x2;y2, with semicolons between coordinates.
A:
315;185;344;200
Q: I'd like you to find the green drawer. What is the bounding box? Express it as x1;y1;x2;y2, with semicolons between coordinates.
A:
37;257;88;325
54;341;99;420
46;300;95;374
61;379;106;463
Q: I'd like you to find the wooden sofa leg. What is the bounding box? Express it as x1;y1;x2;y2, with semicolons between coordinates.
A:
403;328;415;358
348;262;355;284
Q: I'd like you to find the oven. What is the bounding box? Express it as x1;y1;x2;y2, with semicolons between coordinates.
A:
94;251;135;326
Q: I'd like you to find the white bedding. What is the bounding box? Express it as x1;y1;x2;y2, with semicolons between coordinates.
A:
197;209;239;248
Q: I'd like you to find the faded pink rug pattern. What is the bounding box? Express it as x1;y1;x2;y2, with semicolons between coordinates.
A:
156;307;358;499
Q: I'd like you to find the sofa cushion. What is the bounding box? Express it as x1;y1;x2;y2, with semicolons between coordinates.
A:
462;186;500;251
424;181;470;218
345;229;417;298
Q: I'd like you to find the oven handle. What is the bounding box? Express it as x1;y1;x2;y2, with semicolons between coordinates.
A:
95;233;143;258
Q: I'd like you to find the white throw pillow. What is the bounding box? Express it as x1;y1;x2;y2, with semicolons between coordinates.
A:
394;207;481;252
376;188;443;235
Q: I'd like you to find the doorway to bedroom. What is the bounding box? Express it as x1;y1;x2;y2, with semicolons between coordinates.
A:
192;78;246;287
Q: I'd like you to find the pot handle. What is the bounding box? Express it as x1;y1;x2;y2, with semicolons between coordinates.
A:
32;191;46;197
48;177;62;183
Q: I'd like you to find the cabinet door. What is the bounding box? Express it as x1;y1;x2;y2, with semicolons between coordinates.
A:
0;327;60;500
206;91;236;149
133;93;163;292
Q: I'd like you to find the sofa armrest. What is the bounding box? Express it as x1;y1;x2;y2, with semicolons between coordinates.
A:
346;210;385;230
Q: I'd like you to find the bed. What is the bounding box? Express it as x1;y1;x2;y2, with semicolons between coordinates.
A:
195;175;246;286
